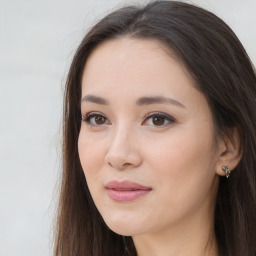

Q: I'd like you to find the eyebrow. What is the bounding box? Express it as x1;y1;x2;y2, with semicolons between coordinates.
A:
136;96;185;108
81;95;185;108
81;95;109;105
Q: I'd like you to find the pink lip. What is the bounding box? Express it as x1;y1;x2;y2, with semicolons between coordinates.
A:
105;180;152;202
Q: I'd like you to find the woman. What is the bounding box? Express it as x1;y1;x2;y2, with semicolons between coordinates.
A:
54;1;256;255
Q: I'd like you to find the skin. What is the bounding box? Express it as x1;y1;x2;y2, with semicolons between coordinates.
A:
78;38;241;256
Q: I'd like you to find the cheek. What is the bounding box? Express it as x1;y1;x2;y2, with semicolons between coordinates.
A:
145;125;216;173
143;127;218;214
78;131;106;181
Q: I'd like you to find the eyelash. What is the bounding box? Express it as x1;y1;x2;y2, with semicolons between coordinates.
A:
82;112;109;127
82;111;176;128
143;112;176;127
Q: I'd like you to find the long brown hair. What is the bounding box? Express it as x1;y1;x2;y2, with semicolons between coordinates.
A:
54;1;256;255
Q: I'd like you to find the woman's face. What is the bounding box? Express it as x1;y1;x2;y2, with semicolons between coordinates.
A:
78;38;221;236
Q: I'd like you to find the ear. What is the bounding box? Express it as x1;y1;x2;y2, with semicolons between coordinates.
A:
215;127;243;177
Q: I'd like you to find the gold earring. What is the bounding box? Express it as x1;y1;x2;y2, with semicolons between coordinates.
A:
222;166;231;178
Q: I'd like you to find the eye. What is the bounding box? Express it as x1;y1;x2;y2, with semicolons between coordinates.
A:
82;112;110;126
143;112;175;127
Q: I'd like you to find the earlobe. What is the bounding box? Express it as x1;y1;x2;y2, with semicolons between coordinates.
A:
215;127;243;177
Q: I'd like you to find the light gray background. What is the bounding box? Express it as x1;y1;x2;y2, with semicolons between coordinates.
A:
1;0;255;255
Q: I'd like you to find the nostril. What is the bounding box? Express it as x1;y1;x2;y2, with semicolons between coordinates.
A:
123;163;132;167
108;162;113;168
107;160;132;170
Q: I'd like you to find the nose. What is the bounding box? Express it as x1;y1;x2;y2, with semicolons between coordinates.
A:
104;127;142;170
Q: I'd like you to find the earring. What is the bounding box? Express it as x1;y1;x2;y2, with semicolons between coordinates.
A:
222;166;231;178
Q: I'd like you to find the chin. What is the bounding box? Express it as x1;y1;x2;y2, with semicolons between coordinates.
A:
103;216;144;236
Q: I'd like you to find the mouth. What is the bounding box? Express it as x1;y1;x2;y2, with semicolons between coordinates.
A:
105;180;152;202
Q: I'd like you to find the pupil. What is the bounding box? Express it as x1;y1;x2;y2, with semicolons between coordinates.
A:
95;115;105;124
153;116;165;125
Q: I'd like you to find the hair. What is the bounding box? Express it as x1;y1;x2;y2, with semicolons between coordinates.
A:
54;1;256;255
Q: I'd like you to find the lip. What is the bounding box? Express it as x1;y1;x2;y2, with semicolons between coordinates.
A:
105;180;152;202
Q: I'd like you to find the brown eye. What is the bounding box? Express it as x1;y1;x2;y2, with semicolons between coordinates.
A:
83;113;109;126
143;112;175;127
94;115;106;125
152;116;165;126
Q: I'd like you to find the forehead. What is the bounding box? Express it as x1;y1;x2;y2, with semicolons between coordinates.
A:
81;38;195;97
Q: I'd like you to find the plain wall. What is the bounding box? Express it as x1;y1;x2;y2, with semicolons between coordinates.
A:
0;0;255;255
